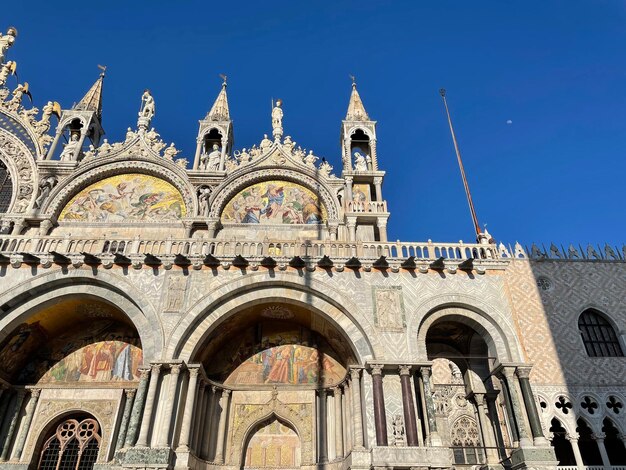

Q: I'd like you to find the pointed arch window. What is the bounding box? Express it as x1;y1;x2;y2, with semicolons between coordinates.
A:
578;309;624;357
38;418;101;470
450;416;485;464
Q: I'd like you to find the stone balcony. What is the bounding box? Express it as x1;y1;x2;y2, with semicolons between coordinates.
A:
345;200;388;214
0;234;508;272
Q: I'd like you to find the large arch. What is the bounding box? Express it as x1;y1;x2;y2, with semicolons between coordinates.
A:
408;293;524;363
0;127;38;214
167;272;381;364
0;270;162;360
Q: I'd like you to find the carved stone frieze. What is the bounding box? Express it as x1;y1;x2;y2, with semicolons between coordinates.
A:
0;127;38;213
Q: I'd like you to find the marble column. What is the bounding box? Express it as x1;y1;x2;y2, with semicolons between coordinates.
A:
377;218;388;242
125;369;150;447
333;387;344;458
419;366;441;446
157;364;181;447
318;389;328;462
498;377;519;446
347;217;357;242
116;389;136;451
373;177;383;201
191;380;206;453
136;364;161;447
516;367;548;446
500;367;532;447
473;393;499;464
566;434;584;468
201;386;216;459
350;369;364;449
371;365;388;446
213;389;231;463
343;382;353;452
0;386;10;428
399;366;418;446
13;388;40;460
178;367;199;451
592;433;611;467
0;390;25;461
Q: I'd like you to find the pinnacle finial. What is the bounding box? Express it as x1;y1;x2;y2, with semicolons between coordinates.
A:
98;64;107;77
219;73;227;88
74;67;105;119
345;77;369;121
349;74;356;88
206;77;230;121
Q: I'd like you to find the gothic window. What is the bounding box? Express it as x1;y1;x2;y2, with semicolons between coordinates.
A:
37;418;101;470
450;416;485;464
578;309;624;357
0;160;12;213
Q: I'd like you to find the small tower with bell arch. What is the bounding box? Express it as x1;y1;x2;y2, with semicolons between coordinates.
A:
193;76;233;172
45;68;105;162
340;78;389;242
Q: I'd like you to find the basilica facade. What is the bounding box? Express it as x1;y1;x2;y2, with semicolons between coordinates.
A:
0;28;624;470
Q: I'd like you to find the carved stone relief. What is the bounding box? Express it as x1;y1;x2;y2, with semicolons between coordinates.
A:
372;286;405;330
0;127;37;214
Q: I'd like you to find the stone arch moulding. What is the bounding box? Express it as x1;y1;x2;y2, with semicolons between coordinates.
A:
168;272;381;363
0;127;38;214
347;125;375;141
209;167;340;221
0;270;162;361
229;403;313;466
23;400;115;466
41;157;197;219
409;294;524;363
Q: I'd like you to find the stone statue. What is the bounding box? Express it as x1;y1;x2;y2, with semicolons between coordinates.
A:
125;127;137;142
392;415;406;446
260;134;272;150
163;143;180;160
203;144;221;171
271;99;283;140
550;243;561;259
587;244;600;260
197;186;212;217
34;176;58;209
282;135;295;152
7;83;27;112
0;60;16;86
0;27;17;65
138;89;155;120
234;148;250;164
319;158;333;177
353;151;367;171
98;139;112;155
59;133;81;161
175;158;188;168
304;150;318;167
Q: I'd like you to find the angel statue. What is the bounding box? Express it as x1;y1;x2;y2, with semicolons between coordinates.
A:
138;89;155;120
271;99;283;140
0;60;16;87
0;27;17;65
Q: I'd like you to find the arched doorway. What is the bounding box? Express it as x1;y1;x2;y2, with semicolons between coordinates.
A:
242;418;300;470
425;319;505;465
0;296;144;464
36;415;101;470
189;300;360;467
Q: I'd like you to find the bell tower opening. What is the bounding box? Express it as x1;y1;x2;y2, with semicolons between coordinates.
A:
349;129;371;168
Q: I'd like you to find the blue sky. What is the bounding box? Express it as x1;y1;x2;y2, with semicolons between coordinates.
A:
4;1;626;247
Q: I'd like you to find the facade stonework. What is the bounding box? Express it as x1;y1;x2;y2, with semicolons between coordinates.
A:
0;32;624;470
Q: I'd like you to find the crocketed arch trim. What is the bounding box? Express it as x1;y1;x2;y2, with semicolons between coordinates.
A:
209;168;340;220
42;158;196;218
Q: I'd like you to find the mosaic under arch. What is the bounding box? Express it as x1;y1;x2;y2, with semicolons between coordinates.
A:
221;180;326;225
244;419;301;469
59;173;186;222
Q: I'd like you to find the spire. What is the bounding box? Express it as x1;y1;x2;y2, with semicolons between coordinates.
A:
345;77;369;121
206;75;230;121
74;66;105;119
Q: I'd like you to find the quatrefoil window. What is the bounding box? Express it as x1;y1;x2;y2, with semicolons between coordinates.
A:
607;396;623;414
581;396;598;414
555;396;573;414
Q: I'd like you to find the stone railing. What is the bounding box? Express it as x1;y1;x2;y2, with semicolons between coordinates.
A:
0;234;507;271
345;200;388;214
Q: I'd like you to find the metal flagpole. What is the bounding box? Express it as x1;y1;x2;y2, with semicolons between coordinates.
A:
439;88;481;238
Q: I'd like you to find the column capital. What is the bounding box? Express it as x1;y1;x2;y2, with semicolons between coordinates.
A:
346;216;357;226
349;368;361;380
373;177;383;185
591;432;606;441
212;385;219;393
125;389;137;399
188;367;200;378
170;364;182;375
398;365;411;376
29;388;41;399
222;388;231;397
516;366;532;379
139;368;151;380
331;386;341;396
419;366;431;379
150;363;162;374
376;217;387;228
566;432;579;442
370;364;384;376
344;176;353;184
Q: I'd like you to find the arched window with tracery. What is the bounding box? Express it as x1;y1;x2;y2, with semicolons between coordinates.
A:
451;416;485;464
578;309;624;357
37;418;101;470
